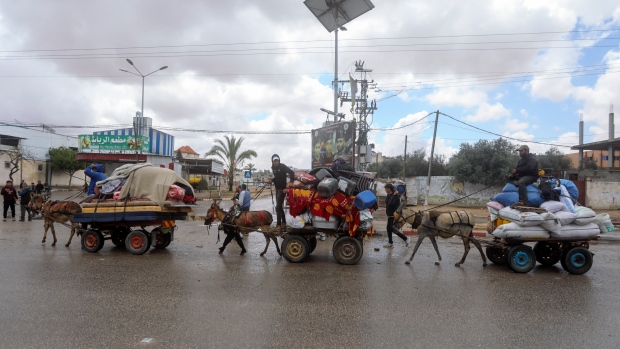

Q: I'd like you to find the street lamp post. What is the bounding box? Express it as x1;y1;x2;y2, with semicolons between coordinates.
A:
333;26;347;123
119;59;167;161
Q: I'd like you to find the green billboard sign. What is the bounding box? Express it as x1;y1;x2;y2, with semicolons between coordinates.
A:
79;134;150;152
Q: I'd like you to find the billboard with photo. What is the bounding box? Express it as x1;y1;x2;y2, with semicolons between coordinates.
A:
311;121;355;168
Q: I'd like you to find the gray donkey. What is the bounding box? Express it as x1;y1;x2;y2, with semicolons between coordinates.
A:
402;209;487;267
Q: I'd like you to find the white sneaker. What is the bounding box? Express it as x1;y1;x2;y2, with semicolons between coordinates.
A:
405;236;411;247
383;243;394;248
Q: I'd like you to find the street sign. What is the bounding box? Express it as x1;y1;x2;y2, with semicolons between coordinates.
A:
244;170;252;178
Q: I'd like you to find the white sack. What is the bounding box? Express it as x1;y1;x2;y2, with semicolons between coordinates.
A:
492;222;550;239
498;207;544;227
595;213;615;234
539;212;562;236
553;223;600;239
285;213;305;229
540;200;566;213
573;206;597;225
554;210;577;225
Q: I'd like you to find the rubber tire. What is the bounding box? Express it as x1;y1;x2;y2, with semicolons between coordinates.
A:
81;229;104;253
485;246;506;265
533;242;562;266
154;232;172;249
111;227;130;248
332;236;363;265
308;236;318;253
561;246;593;275
281;235;310;263
506;244;536;273
125;230;151;255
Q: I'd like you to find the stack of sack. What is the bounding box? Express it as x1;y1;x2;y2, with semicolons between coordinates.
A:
487;177;615;237
487;201;607;239
285;167;377;235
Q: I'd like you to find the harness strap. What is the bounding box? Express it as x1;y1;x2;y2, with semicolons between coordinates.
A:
258;211;265;225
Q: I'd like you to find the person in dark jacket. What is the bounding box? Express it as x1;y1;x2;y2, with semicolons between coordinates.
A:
18;186;33;221
1;180;19;221
269;154;295;231
508;145;539;206
35;181;44;194
383;183;410;248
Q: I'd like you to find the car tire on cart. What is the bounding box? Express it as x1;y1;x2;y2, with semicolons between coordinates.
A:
281;235;310;263
332;236;363;265
506;244;536;273
81;229;104;253
533;241;562;266
308;236;317;253
485;246;506;265
152;227;172;249
126;230;151;255
560;246;593;275
111;227;130;248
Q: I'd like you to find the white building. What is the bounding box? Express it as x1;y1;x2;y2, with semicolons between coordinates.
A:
0;123;80;187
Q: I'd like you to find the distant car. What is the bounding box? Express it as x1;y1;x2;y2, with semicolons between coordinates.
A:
258;183;265;187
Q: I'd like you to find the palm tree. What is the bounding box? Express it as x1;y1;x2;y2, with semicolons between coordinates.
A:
245;163;257;172
205;135;257;191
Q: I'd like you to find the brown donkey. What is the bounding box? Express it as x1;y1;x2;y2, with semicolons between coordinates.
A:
403;209;487;267
31;195;82;247
204;200;281;257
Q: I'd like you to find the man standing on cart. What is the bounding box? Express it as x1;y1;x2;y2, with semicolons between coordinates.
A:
268;154;294;232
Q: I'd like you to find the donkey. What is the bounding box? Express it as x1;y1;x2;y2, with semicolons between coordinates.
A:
204;200;281;257
31;195;82;247
402;209;487;267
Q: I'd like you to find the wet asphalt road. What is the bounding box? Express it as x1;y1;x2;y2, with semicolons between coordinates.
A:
1;192;620;348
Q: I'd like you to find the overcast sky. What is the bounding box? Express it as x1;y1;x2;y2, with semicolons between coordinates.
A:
1;1;620;170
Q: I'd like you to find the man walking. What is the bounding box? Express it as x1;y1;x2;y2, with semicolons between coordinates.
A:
507;145;539;206
269;154;294;231
1;180;19;221
383;183;410;248
18;185;33;222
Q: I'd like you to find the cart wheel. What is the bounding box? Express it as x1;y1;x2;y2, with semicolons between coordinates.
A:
111;227;130;248
308;236;317;253
81;229;104;253
332;236;363;265
561;246;593;275
485;246;506;265
506;244;536;273
153;227;172;249
281;235;310;263
125;230;151;255
533;242;562;266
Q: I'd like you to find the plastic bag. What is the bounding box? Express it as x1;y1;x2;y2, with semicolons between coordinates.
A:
285;212;305;229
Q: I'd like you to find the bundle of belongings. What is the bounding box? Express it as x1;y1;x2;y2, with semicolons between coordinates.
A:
89;163;196;207
487;179;614;238
285;167;377;236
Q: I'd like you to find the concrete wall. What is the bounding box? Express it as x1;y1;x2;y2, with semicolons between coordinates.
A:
585;180;620;209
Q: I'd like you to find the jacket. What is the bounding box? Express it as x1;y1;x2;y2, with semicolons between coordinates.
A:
1;186;19;203
84;164;107;195
19;188;32;205
271;163;295;190
239;190;251;208
515;153;539;178
385;193;401;216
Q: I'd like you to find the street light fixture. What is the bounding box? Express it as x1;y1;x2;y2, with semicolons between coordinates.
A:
119;59;168;160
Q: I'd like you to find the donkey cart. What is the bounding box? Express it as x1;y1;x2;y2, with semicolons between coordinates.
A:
71;202;193;255
485;237;596;275
281;223;366;265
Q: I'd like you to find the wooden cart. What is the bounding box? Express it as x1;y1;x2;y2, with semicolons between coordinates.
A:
71;202;193;255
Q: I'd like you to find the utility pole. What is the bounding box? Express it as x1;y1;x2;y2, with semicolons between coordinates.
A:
341;61;377;171
424;110;440;209
403;135;407;178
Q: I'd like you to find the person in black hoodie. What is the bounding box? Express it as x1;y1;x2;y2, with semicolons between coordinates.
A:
383;183;410;248
507;145;539;206
268;154;295;231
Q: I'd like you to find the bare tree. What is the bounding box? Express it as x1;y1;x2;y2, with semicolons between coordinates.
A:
0;146;36;182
